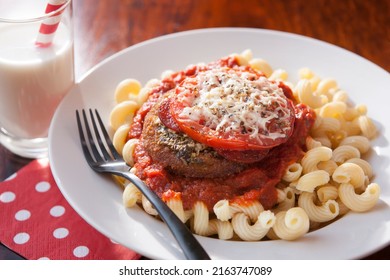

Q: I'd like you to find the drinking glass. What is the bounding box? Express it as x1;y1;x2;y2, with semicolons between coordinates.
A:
0;0;74;158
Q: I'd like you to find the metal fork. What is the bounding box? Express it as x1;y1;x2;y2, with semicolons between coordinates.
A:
76;109;210;260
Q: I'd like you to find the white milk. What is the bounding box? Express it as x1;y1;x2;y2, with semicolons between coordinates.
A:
0;22;74;139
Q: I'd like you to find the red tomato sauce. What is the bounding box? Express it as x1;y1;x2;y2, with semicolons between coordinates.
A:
129;56;316;212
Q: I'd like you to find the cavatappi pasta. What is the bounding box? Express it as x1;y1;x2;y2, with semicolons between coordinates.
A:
110;50;381;241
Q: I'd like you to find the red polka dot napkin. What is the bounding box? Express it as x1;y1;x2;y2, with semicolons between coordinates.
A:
0;159;140;260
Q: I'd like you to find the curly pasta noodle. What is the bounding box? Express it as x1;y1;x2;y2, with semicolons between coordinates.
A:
301;146;333;174
332;163;366;188
317;185;339;203
338;183;380;212
192;201;233;239
295;79;323;109
112;124;131;154
298;192;339;222
213;199;264;223
282;163;303;182
357;115;377;139
165;196;192;223
122;182;141;208
271;207;310;241
273;187;296;214
317;160;338;175
231;211;275;241
345;158;373;178
110;100;139;130
339;136;370;154
296;170;330;192
122;138;139;166
332;145;361;164
114;78;142;103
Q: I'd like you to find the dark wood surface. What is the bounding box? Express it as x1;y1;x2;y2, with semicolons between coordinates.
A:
1;0;389;260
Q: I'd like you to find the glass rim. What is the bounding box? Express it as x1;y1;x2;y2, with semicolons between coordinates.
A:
0;0;72;23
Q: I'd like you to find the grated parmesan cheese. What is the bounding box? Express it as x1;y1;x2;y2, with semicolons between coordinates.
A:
177;68;294;142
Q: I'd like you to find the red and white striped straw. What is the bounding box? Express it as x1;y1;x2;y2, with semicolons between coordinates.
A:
35;0;68;47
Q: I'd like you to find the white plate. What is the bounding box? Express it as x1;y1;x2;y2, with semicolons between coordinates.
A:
49;28;390;260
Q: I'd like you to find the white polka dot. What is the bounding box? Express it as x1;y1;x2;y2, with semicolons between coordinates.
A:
5;173;17;181
35;181;51;192
13;232;30;244
15;209;31;221
53;228;69;239
37;257;50;260
0;191;16;203
50;205;65;217
73;246;89;258
37;158;49;167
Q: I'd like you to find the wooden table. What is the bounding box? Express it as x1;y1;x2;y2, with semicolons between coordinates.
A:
1;0;389;259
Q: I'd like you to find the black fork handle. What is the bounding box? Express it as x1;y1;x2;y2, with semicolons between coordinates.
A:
112;170;211;260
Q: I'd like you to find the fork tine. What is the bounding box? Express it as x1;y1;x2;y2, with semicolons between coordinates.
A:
89;109;112;161
76;110;96;165
80;109;104;162
94;109;122;160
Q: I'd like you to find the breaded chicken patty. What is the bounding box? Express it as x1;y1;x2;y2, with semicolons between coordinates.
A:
142;100;247;178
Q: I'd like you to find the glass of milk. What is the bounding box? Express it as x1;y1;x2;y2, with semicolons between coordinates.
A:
0;0;74;158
